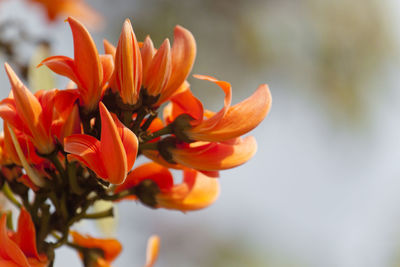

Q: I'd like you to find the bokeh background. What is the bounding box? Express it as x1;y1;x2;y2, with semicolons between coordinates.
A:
2;0;400;266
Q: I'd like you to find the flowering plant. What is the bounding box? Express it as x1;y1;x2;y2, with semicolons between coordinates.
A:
0;16;271;267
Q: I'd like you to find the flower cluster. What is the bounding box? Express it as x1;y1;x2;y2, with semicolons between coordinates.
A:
0;17;271;266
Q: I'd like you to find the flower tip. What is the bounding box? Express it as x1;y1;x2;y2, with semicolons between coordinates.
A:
122;18;133;33
257;83;272;114
4;63;21;88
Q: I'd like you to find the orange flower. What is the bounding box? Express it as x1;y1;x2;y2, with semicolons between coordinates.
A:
28;0;101;26
115;162;219;211
168;137;257;171
71;231;122;267
141;37;171;100
64;102;138;184
0;63;55;154
39;17;114;111
154;25;196;106
165;75;272;142
113;19;142;105
111;20;196;106
0;208;48;267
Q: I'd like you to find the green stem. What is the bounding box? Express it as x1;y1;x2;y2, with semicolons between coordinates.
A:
101;189;133;201
48;153;66;182
67;162;84;195
139;142;158;151
2;183;22;208
83;207;114;220
132;108;147;133
141;125;172;143
141;112;157;131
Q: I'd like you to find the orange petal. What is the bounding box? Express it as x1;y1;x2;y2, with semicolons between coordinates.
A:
190;75;232;131
100;54;114;87
189;84;271;141
164;88;203;125
115;19;142;105
67;17;102;109
54;89;80;119
141;36;155;79
171;136;257;171
158;170;219;211
5;64;54;153
10;208;40;260
58;104;81;143
112;114;138;171
144;235;160;267
158;26;196;104
38;55;81;88
143;39;171;96
103;39;116;58
0;98;29;135
0;214;30;267
99;102;127;184
0;259;22;267
64;134;107;179
142;150;184;170
71;232;122;262
115;162;173;194
4;63;42;134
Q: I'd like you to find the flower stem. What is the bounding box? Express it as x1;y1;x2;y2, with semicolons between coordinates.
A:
82;207;114;220
2;183;22;208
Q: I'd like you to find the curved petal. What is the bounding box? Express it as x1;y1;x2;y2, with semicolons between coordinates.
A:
10;208;40;259
0;98;30;134
5;63;53;154
165;88;203;125
190;75;232;131
171;136;257;171
67;17;102;95
144;235;160;267
115;19;142;105
112;114;138;171
158;25;196;104
38;55;80;88
54;89;80;119
103;39;116;58
71;232;122;262
4;63;42;133
143;39;171;96
158;170;219;211
115;162;173;194
0;215;30;267
64;134;107;179
99;102;127;184
100;54;114;88
188;84;272;141
0;259;21;267
140;36;155;80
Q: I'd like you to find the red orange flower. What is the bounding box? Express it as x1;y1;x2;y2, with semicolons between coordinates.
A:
64;102;138;184
111;19;196;106
0;208;48;267
71;231;122;267
0;63;55;154
165;75;272;142
39;17;114;111
113;19;143;105
115;162;219;211
168;137;257;171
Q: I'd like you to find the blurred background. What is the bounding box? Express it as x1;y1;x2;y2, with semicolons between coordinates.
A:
1;0;400;266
